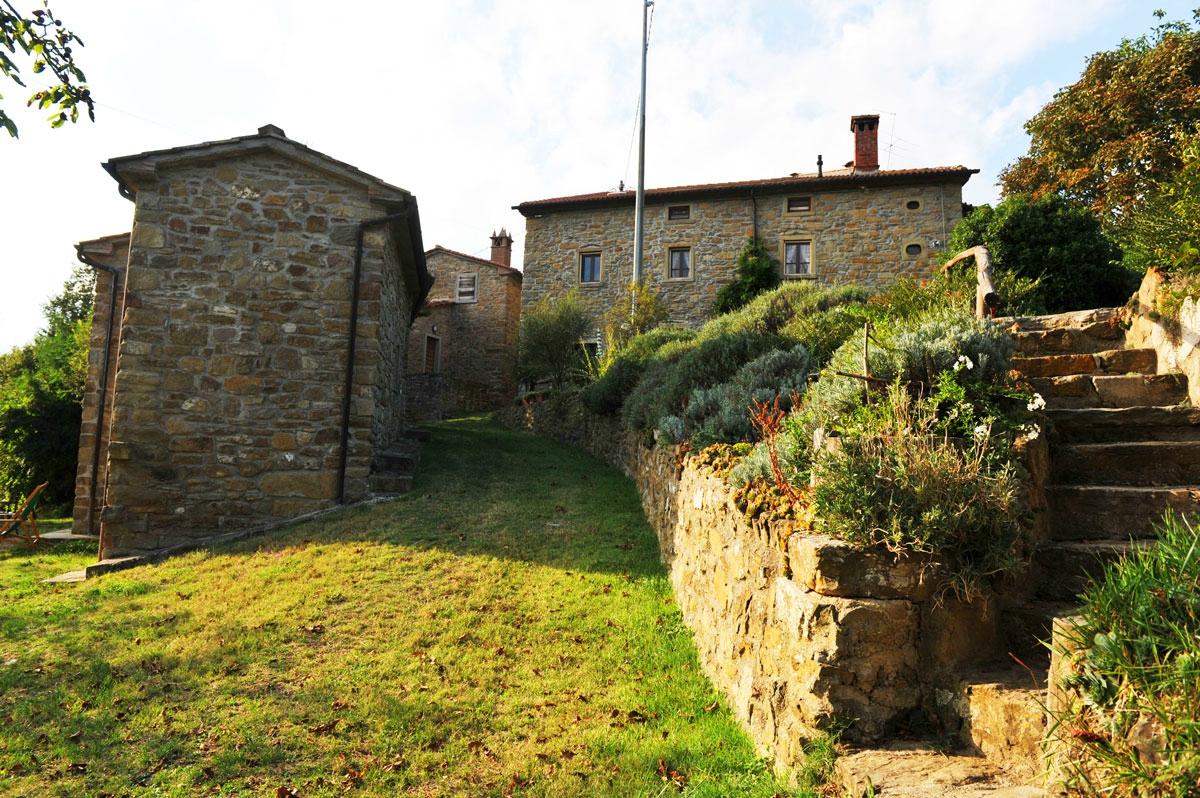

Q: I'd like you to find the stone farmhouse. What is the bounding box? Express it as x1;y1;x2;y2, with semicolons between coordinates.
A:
406;230;523;420
71;125;432;560
516;114;978;327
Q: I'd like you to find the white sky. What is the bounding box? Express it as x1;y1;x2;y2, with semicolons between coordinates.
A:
0;0;1189;350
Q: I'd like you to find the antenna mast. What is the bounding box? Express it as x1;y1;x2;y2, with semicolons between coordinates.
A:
632;0;653;310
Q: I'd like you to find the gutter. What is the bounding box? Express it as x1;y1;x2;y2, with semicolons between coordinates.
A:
74;247;122;555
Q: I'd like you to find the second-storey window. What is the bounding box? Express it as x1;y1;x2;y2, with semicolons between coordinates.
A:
456;273;478;303
667;204;691;221
580;251;601;284
668;247;691;279
784;240;812;276
787;196;812;213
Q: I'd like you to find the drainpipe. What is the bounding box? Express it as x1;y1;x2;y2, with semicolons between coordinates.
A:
750;188;759;240
336;210;409;504
75;249;121;554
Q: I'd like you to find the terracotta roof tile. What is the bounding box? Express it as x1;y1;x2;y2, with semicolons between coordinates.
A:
515;165;978;215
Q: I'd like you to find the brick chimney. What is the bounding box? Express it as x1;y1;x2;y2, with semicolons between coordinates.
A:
490;228;514;268
850;114;880;172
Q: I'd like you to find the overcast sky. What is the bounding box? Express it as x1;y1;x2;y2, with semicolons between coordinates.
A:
0;0;1189;350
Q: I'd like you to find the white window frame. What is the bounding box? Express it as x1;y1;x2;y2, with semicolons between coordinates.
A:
781;238;814;278
455;273;478;303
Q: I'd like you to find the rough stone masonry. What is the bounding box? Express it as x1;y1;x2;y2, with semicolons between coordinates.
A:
72;125;431;558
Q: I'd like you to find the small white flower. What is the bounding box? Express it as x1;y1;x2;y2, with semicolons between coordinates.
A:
1027;393;1046;411
972;423;990;439
954;354;975;372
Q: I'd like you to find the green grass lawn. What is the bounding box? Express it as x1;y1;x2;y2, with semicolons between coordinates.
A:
0;417;810;797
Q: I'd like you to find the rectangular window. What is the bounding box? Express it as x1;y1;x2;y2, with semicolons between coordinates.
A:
424;335;441;374
787;196;812;213
667;204;691;221
579;251;601;284
668;246;691;279
455;273;478;303
784;240;812;277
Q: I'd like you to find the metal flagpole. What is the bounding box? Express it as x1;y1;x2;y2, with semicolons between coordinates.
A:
632;0;652;313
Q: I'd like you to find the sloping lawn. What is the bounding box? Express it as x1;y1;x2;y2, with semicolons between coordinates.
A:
0;417;804;797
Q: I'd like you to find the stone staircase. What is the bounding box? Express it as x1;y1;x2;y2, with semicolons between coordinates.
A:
835;307;1196;796
368;427;428;495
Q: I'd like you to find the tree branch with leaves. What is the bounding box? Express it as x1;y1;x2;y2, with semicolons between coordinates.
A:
0;0;93;138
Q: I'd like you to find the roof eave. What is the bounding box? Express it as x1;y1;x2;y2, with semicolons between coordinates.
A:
515;168;979;217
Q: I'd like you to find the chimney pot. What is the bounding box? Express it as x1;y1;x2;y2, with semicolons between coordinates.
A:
850;114;880;172
489;228;514;268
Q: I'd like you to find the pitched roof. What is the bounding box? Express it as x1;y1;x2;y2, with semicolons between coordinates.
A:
102;124;411;205
515;165;978;216
426;245;522;278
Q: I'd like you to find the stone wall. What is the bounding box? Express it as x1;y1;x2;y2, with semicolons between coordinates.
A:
521;182;963;328
406;248;521;420
71;235;130;537
1126;268;1200;405
500;395;1006;767
98;151;410;555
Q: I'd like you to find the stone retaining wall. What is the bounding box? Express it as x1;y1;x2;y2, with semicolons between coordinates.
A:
500;395;1006;768
1127;268;1200;405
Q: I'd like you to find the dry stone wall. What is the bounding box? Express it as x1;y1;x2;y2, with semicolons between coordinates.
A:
501;395;1005;768
1127;268;1200;405
521;182;963;328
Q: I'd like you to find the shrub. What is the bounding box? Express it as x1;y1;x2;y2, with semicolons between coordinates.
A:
1122;128;1200;275
581;327;694;415
944;194;1137;313
658;344;810;447
622;330;782;433
598;280;668;365
712;237;781;314
518;290;595;389
810;385;1025;600
1052;512;1200;795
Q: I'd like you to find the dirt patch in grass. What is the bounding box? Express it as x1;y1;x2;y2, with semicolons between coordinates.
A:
0;417;806;796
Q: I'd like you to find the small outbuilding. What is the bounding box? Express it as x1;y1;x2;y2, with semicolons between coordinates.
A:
73;125;432;558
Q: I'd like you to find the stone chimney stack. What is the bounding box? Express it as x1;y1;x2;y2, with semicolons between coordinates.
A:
850;114;880;172
490;228;514;268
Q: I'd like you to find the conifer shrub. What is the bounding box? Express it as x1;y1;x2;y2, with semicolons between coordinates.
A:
712;237;780;314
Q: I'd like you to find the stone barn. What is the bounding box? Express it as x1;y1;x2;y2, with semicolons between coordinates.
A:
72;125;432;560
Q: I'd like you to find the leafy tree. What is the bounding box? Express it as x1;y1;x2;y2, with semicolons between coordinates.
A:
1;0;94;138
944;194;1135;313
713;237;780;314
0;267;93;512
1123;128;1200;274
1000;10;1200;226
518;290;595;390
598;280;667;371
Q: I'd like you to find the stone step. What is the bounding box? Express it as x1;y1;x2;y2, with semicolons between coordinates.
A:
835;742;1046;797
373;450;416;473
1047;485;1199;540
951;668;1048;782
1001;307;1122;333
1001;600;1080;666
1012;347;1156;379
1033;540;1139;601
369;473;414;495
1051;440;1200;486
1010;322;1126;357
1032;373;1189;409
1048;406;1200;443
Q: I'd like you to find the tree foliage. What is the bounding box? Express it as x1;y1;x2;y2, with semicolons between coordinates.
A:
598;279;667;367
713;237;781;314
0;0;93;138
944;194;1135;313
1000;10;1200;225
1123;127;1200;274
517;290;595;390
0;265;93;512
